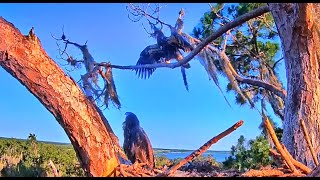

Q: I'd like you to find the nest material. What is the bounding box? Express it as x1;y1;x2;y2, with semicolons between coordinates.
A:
103;66;121;109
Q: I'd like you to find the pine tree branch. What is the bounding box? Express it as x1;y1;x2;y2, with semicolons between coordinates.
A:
217;50;287;99
116;5;286;100
99;5;270;71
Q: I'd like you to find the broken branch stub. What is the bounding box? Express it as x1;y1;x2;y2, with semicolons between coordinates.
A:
158;120;244;177
263;116;298;174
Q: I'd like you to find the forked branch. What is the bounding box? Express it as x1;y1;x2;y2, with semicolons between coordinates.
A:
113;5;270;71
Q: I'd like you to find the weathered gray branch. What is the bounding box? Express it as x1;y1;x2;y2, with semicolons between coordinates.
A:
102;5;270;71
217;48;287;99
182;30;287;100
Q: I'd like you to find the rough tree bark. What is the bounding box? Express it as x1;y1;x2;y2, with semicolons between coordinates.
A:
269;3;320;168
0;17;121;176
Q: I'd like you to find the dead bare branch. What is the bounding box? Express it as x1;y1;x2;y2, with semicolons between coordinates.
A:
300;119;319;166
269;149;289;168
209;45;287;100
222;30;231;52
157;120;244;177
126;3;171;28
263;116;298;173
90;6;271;71
281;144;312;174
124;4;270;71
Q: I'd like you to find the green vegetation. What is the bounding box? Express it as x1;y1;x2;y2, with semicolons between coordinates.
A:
0;134;85;177
1;131;283;176
155;155;222;172
193;3;284;122
222;135;274;172
0;134;225;176
181;155;222;172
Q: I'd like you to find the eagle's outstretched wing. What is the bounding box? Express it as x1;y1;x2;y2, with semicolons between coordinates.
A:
136;44;165;79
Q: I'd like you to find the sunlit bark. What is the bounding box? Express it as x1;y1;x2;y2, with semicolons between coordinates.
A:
0;17;120;177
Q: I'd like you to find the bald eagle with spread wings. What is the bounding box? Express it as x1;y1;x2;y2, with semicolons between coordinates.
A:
122;112;155;169
135;25;194;79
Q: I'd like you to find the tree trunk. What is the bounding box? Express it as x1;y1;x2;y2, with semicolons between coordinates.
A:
269;3;320;168
0;17;120;176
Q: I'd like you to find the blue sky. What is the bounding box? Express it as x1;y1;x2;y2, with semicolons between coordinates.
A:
0;3;285;151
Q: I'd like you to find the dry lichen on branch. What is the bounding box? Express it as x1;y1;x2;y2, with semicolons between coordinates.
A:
52;31;121;109
49;5;290;177
52;4;275;111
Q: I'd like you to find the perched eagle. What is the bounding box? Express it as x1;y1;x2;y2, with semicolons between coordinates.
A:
153;26;193;68
135;25;194;79
122;112;155;169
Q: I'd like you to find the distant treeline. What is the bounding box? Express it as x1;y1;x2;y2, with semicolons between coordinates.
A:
0;137;229;154
0;135;84;177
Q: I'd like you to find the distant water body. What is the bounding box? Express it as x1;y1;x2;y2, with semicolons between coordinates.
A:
155;151;231;163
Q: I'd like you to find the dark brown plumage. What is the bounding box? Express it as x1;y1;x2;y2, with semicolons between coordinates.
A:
135;44;166;79
135;24;194;79
123;112;154;169
153;26;192;68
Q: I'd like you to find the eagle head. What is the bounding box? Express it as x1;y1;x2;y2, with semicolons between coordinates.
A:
123;112;140;130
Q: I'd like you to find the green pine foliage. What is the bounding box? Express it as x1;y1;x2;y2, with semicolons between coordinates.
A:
192;3;285;120
222;135;275;172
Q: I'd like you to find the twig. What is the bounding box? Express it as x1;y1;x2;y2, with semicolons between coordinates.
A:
111;5;270;71
127;3;171;27
300;119;319;166
157;120;244;177
269;149;289;168
272;57;284;70
270;148;311;174
222;30;231;53
119;164;131;177
281;144;312;174
263;117;299;173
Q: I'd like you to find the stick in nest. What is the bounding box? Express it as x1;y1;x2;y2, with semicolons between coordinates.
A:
263;116;299;174
157;120;244;177
281;144;311;174
270;148;311;174
300;119;319;166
